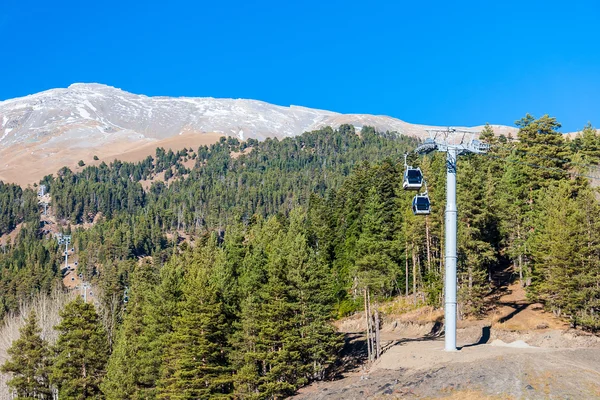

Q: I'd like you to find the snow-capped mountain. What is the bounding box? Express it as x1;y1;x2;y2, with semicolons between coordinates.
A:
0;83;516;185
0;83;338;146
0;83;511;146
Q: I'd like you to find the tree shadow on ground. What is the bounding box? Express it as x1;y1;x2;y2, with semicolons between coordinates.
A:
496;302;529;323
330;321;445;379
329;333;369;379
459;326;491;349
385;320;445;352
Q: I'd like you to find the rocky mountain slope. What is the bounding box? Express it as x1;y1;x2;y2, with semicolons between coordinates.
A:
0;83;516;185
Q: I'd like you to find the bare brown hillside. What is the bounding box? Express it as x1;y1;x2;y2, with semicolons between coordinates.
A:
0;132;223;186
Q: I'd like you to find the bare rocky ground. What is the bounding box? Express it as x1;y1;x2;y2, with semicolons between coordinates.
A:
295;285;600;399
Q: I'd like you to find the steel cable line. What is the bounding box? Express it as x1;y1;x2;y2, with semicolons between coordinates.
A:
500;131;600;162
491;144;600;172
480;152;600;182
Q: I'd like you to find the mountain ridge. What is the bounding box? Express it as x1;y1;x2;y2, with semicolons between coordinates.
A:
0;83;518;185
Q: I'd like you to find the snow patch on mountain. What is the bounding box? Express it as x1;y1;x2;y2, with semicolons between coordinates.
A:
0;83;515;157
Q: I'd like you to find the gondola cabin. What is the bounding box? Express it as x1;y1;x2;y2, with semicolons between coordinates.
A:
403;167;423;190
412;194;431;215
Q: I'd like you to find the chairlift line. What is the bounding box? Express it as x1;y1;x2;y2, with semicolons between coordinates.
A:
481;152;600;181
492;144;600;172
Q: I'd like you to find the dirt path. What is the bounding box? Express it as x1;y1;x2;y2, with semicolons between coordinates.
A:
295;343;600;399
296;283;600;399
295;330;600;399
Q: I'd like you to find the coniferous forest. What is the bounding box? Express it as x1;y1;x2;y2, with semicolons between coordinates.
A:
2;118;600;399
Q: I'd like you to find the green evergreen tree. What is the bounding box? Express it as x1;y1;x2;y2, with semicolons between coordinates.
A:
130;257;185;399
571;122;600;165
101;259;159;399
0;311;52;400
158;238;232;399
285;209;342;381
515;113;568;188
354;187;397;298
457;157;495;316
52;297;109;399
232;217;299;399
529;183;600;329
479;123;497;145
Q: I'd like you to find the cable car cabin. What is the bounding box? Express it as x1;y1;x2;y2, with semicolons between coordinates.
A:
412;194;431;215
403;167;423;190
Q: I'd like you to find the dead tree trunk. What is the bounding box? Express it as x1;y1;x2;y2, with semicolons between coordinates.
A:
412;244;417;304
405;240;409;297
367;289;375;362
374;307;381;360
517;226;524;287
364;288;371;363
426;216;432;274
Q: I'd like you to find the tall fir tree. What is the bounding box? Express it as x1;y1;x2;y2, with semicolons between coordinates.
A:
132;255;186;399
52;297;109;399
1;310;52;400
479;123;497;145
515;113;568;188
285;209;341;381
101;259;159;399
457;156;495;316
529;183;600;329
158;237;233;399
232;217;300;399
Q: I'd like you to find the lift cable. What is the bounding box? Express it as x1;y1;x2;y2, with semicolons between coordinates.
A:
410;141;600;178
480;152;600;182
491;144;600;172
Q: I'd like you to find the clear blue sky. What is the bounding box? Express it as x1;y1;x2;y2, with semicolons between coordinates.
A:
1;0;599;132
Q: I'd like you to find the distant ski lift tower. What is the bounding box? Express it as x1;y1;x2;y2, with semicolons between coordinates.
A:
57;234;72;270
81;282;90;302
414;128;488;352
38;185;46;197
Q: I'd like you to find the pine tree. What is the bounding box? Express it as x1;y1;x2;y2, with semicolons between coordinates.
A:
515;113;568;188
354;187;397;297
457;156;495;316
130;256;185;399
285;209;341;381
232;216;299;398
101;259;159;399
158;237;232;399
529;183;600;329
572;122;600;165
479;123;497;144
52;297;109;399
0;310;52;399
232;217;299;399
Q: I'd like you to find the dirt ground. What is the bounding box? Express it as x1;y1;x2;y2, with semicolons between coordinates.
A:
296;340;600;399
295;284;600;399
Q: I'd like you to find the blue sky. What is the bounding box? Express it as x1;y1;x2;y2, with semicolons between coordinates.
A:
1;0;599;132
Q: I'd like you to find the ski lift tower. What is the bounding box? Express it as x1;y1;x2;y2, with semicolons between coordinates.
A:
57;234;72;270
415;128;489;352
41;201;48;216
